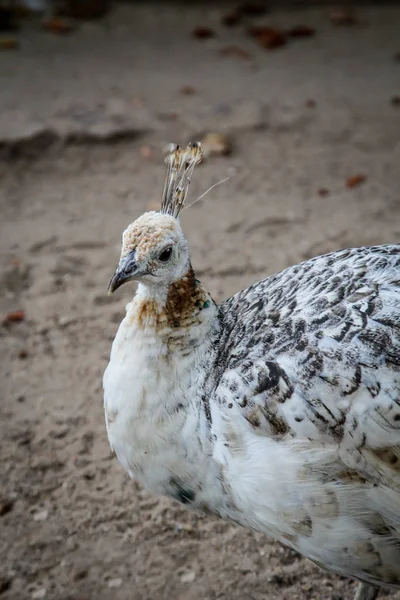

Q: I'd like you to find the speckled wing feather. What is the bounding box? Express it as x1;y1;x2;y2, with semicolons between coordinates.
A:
212;245;400;587
216;245;400;449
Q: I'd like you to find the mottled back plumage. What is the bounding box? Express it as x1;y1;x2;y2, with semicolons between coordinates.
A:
211;244;400;588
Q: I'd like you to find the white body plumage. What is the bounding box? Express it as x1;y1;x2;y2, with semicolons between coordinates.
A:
104;237;400;591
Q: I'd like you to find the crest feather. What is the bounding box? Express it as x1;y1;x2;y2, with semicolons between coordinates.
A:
160;142;203;218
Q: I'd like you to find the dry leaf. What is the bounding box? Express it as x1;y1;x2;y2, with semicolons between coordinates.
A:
346;174;366;188
0;38;18;50
43;18;74;34
221;10;242;27
254;28;286;50
180;85;196;95
2;310;25;324
192;26;215;39
287;25;316;38
108;578;123;589
330;8;358;26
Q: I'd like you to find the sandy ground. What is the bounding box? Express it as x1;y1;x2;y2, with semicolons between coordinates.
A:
1;2;400;599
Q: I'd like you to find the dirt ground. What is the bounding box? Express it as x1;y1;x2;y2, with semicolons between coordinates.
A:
1;2;400;600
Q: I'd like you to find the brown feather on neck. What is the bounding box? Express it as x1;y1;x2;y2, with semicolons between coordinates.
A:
165;265;210;328
131;266;213;332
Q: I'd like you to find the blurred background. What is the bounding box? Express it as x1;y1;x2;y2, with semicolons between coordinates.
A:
1;1;400;599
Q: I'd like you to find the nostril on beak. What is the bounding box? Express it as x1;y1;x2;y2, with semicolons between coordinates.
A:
108;249;137;294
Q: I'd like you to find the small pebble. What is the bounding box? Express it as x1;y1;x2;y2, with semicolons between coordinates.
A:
175;523;195;534
33;509;48;522
58;316;75;328
31;589;47;600
180;571;196;584
108;577;123;588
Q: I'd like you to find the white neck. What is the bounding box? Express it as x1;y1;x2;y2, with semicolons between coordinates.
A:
103;271;221;503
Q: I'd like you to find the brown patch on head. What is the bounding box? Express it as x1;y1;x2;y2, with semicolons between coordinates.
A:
121;212;179;261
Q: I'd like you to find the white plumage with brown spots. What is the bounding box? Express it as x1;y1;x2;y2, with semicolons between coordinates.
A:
103;142;400;600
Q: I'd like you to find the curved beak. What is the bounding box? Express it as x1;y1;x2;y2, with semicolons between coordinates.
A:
108;250;138;294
